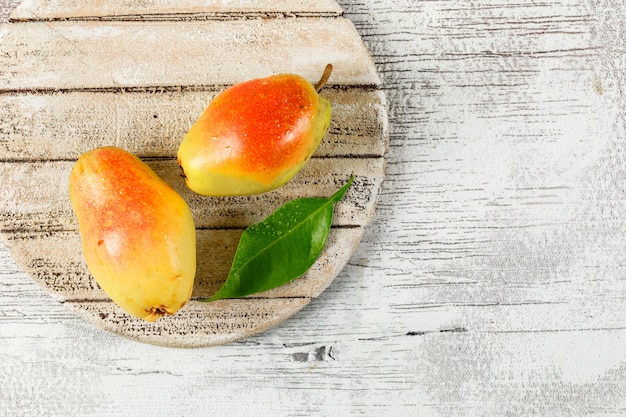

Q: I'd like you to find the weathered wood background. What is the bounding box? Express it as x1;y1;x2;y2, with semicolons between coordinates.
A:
1;0;625;415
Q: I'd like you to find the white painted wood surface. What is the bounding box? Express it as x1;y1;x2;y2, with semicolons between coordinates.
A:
1;0;625;415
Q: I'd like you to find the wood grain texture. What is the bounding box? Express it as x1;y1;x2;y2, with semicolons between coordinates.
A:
1;0;626;415
0;89;387;160
0;158;383;231
5;227;366;300
0;19;380;90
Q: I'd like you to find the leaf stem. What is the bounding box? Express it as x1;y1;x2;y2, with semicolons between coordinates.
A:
331;175;354;202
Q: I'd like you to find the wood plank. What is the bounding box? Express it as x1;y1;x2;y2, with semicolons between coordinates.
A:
0;157;385;232
0;19;380;90
10;0;343;21
4;227;365;301
0;89;388;160
66;297;312;348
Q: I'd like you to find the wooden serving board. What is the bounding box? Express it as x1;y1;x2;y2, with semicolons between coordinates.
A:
0;0;387;347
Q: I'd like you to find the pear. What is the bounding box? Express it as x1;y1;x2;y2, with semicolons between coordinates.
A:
177;65;333;196
69;147;196;322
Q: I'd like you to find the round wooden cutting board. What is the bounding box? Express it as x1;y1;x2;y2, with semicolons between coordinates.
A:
0;0;387;347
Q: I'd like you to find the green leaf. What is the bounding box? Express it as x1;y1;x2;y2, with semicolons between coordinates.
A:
204;176;354;302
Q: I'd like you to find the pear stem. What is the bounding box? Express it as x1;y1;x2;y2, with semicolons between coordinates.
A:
315;64;333;93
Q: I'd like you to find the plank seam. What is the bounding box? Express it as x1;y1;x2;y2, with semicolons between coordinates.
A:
1;225;364;235
61;295;311;304
0;84;381;96
0;155;385;163
9;11;344;23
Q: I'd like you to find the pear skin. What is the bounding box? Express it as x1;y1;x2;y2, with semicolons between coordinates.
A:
69;147;196;322
177;65;333;196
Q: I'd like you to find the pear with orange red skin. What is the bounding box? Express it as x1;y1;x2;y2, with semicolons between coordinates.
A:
69;147;196;322
177;65;333;196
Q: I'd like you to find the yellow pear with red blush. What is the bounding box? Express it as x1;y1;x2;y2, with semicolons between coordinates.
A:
177;65;333;196
69;147;196;321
